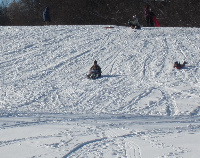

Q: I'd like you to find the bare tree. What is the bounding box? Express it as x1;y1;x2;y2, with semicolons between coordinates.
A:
1;0;200;27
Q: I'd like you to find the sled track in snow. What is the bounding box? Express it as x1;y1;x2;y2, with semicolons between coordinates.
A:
62;138;106;158
62;131;138;158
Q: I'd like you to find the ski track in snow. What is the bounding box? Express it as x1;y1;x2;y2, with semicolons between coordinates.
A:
0;25;200;158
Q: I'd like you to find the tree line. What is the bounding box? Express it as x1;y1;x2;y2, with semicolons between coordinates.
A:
0;0;200;27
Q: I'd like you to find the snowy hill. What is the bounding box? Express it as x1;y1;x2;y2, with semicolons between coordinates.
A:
0;25;200;158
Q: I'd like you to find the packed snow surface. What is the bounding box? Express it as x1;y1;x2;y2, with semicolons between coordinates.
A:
0;25;200;158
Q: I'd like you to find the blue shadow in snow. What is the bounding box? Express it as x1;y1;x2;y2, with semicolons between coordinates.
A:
101;75;122;78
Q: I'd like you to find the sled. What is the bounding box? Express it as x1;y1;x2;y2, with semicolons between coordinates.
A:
131;26;141;30
86;73;100;80
153;16;160;27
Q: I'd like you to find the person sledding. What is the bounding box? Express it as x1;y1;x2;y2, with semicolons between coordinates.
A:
128;15;141;29
87;60;102;79
173;61;187;69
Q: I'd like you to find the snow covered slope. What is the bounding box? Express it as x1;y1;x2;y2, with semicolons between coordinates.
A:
0;25;200;158
1;25;200;116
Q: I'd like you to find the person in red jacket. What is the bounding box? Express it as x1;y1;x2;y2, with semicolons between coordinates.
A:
173;61;187;69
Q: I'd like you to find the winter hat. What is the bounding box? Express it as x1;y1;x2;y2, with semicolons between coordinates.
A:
94;60;97;65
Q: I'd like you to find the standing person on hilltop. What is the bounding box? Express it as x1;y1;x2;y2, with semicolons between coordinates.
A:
144;5;151;26
144;5;159;27
149;8;155;27
150;8;160;27
43;7;51;25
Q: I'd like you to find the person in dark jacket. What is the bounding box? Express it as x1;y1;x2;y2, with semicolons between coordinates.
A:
128;15;141;29
145;5;156;27
144;5;151;26
43;7;51;25
149;9;156;27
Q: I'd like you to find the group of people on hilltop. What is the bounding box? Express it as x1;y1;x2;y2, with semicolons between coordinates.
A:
128;5;158;29
43;5;156;27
